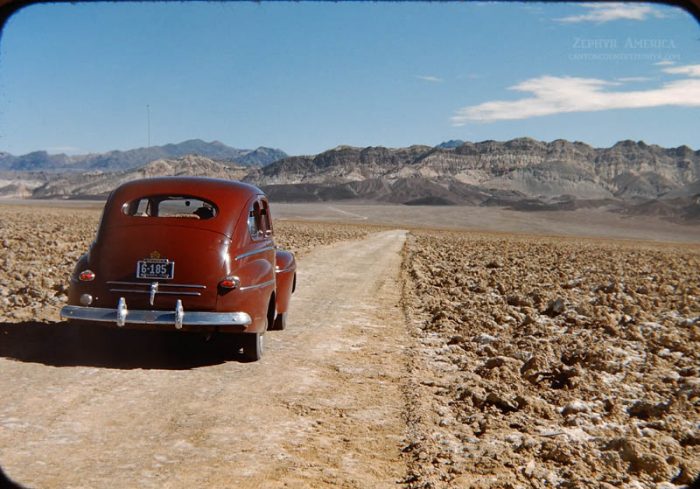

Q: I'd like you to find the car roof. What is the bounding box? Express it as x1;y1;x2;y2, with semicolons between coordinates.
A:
108;177;264;206
100;177;266;237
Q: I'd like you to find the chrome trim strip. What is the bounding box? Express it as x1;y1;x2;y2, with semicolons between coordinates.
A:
275;265;296;274
107;281;206;289
235;246;275;261
156;291;202;296
109;288;202;297
61;305;252;326
239;279;275;292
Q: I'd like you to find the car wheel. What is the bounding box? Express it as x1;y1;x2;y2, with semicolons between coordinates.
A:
270;312;287;331
241;332;264;362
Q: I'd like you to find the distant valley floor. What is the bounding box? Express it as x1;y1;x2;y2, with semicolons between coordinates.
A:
2;199;697;244
274;203;700;244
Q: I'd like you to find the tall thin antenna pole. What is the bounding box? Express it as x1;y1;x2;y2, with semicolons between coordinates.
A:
147;104;151;147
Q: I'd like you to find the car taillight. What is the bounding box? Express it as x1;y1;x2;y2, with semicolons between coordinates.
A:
78;270;95;282
219;276;240;289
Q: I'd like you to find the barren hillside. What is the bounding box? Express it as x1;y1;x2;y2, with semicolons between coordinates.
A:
3;138;699;221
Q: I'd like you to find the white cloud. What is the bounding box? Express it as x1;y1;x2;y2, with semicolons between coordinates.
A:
663;64;700;77
555;3;664;23
415;75;443;83
655;60;676;66
451;65;700;125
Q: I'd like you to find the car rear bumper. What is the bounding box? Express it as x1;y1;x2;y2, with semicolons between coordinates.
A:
60;298;252;332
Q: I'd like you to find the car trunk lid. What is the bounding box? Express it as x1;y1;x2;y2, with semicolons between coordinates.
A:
93;223;230;311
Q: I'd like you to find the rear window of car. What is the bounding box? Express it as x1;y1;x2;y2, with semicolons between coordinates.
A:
121;195;218;220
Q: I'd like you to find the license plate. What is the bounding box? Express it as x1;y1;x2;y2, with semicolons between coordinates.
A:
136;259;175;280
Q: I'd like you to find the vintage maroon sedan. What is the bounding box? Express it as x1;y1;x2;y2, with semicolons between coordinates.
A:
60;177;296;361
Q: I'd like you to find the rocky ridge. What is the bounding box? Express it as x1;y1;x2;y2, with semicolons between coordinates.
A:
255;139;699;202
252;139;700;220
28;156;251;199
2;138;699;221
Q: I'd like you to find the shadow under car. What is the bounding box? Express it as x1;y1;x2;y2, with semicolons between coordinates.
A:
0;321;253;369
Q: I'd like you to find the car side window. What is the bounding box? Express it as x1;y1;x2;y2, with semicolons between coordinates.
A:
248;201;263;239
261;200;273;236
248;199;273;240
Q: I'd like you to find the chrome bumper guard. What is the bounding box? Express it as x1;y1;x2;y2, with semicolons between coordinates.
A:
60;297;252;329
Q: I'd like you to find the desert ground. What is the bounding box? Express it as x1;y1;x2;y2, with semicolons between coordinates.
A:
0;201;698;488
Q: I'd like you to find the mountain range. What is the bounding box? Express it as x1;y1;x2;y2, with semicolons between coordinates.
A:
26;155;252;200
1;138;699;221
0;139;287;172
251;138;699;206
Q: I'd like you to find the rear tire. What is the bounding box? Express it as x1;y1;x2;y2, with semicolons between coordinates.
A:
270;312;287;331
241;332;264;362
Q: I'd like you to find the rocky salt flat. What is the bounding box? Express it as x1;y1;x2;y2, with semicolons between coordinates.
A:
0;202;698;488
402;231;700;488
0;207;98;322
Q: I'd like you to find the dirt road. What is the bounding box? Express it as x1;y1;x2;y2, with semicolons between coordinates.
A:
0;230;409;488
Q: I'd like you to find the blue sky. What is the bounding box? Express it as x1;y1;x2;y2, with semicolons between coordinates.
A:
0;2;698;156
